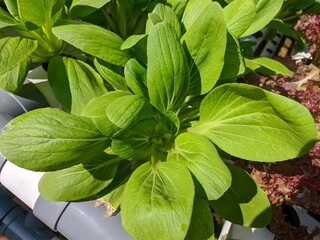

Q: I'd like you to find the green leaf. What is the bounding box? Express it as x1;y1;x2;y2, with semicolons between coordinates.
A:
70;0;111;17
93;58;128;91
112;119;155;161
124;58;148;98
146;4;181;38
189;83;317;162
166;0;189;19
17;0;63;28
0;37;37;75
52;21;131;66
4;0;21;21
48;56;107;115
223;0;256;38
267;19;298;39
181;0;212;30
0;7;19;29
241;0;284;37
82;91;130;136
121;34;147;50
210;164;272;227
185;198;214;240
100;183;126;210
245;57;293;76
0;108;110;171
121;161;195;240
39;152;119;201
168;132;231;200
147;22;189;113
220;31;245;79
0;59;30;92
181;2;226;95
106;94;154;128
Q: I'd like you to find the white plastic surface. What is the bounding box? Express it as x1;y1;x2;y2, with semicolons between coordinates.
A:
26;66;61;108
219;221;275;240
0;161;44;209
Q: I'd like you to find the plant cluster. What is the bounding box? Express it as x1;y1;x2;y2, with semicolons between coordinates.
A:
0;0;318;239
294;13;320;64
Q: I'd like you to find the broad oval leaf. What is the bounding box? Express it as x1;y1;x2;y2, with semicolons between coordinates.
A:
241;0;284;37
124;58;148;98
39;152;119;201
48;56;107;115
0;108;110;171
112;119;156;161
181;2;226;95
4;0;21;21
121;161;195;240
52;21;131;66
121;34;148;50
0;37;37;75
223;0;256;38
168;132;231;200
190;83;317;162
106;95;154;128
147;22;189;113
210;164;272;227
166;0;188;19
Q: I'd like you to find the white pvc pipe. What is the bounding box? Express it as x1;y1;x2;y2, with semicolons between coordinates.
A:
26;66;61;108
0;161;44;209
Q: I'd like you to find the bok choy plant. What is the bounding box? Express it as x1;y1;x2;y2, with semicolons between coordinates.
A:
0;0;317;239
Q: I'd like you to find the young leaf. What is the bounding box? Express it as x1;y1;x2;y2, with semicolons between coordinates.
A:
121;34;147;50
48;56;107;115
245;57;293;76
4;0;21;21
147;22;189;113
168;132;231;200
181;2;226;95
223;0;256;38
121;161;195;240
146;4;181;38
0;108;110;171
241;0;284;37
94;58;128;91
124;58;148;98
38;152;120;201
69;0;111;17
220;31;245;80
166;0;189;19
106;94;154;128
210;164;272;227
0;7;20;29
112;118;155;161
52;21;131;66
189;83;317;162
82;91;130;136
185;199;215;240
